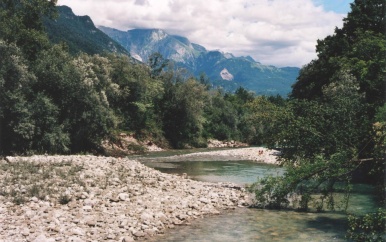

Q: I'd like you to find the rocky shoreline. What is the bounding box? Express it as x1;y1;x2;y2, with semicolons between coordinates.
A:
0;155;253;242
172;147;281;164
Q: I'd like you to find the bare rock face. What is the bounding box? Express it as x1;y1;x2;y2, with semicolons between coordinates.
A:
220;68;234;81
0;155;252;241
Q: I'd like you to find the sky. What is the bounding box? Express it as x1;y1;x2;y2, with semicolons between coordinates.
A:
56;0;353;67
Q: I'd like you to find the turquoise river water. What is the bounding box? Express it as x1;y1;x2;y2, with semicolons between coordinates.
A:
132;149;377;241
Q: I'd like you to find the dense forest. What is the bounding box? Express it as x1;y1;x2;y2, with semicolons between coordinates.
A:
0;0;385;240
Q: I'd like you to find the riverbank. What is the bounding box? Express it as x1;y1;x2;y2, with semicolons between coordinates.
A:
171;147;281;164
0;155;253;241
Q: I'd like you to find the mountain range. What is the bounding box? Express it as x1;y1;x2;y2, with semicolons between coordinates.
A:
45;6;300;96
99;26;300;96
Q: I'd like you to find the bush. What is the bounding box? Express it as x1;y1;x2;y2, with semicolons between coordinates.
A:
346;209;386;242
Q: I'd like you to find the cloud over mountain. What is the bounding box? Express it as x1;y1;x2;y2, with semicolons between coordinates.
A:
57;0;347;67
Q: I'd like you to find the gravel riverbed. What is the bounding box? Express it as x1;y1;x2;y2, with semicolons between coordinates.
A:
169;147;280;164
0;155;254;242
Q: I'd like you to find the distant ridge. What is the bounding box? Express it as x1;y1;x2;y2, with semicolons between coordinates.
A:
100;26;300;96
44;6;129;56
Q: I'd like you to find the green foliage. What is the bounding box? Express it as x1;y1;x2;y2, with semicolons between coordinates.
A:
148;52;169;78
375;104;386;122
203;90;240;141
0;41;36;154
161;77;209;148
0;0;57;60
32;45;117;152
250;69;374;210
281;70;370;160
30;93;70;153
108;54;164;139
347;209;386;242
242;96;284;145
248;175;291;209
292;0;385;109
250;3;386;231
250;152;355;211
43;6;128;56
68;55;118;151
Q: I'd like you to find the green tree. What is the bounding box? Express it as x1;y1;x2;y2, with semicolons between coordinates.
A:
292;0;385;110
148;52;168;78
347;208;385;242
30;93;70;153
203;90;240;141
0;40;68;155
0;0;57;60
33;46;117;152
108;54;164;139
161;78;209;148
251;71;371;209
243;96;285;145
0;41;36;154
251;1;385;217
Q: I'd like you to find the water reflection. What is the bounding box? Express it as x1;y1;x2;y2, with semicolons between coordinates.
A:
141;160;284;185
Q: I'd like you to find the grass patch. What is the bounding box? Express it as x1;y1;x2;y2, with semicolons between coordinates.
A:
0;159;84;205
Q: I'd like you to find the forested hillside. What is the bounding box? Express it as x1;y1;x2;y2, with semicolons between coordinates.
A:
44;6;129;56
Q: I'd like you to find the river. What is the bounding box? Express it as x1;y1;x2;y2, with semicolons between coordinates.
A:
132;148;377;241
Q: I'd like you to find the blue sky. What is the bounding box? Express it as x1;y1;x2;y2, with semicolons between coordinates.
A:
57;0;354;67
314;0;353;13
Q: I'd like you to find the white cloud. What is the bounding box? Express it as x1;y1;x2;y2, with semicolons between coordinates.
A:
57;0;347;67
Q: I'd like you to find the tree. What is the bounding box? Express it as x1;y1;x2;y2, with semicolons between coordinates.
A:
0;0;57;60
291;0;386;110
242;96;285;145
0;41;36;154
108;54;164;138
161;78;209;148
30;93;70;153
33;46;117;152
251;71;372;209
251;1;385;217
0;41;68;154
203;90;240;141
69;55;118;151
148;52;168;78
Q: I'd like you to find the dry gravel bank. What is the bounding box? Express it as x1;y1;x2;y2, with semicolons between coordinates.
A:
172;147;281;164
0;155;253;242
